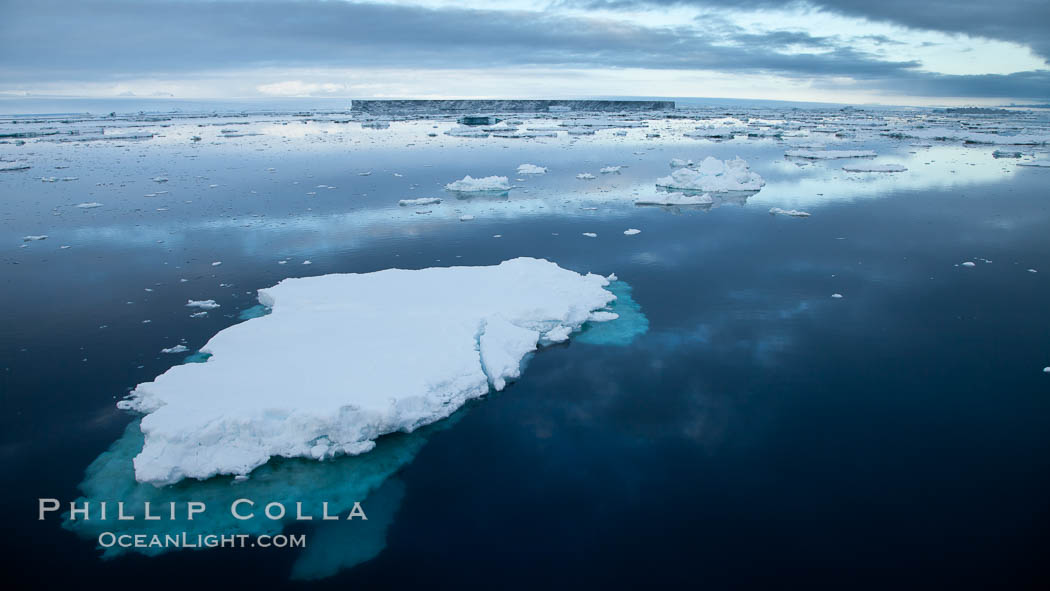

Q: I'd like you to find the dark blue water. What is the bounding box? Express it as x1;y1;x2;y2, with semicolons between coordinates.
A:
2;111;1049;589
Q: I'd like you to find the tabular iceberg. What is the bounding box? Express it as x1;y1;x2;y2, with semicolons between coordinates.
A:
118;258;618;485
655;157;764;192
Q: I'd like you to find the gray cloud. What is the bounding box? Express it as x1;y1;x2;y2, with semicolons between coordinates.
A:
0;0;1046;100
574;0;1050;60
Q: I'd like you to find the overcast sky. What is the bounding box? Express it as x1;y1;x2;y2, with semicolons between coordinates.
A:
1;0;1047;105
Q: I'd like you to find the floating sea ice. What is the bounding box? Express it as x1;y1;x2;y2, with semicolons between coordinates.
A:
624;229;641;235
186;299;220;309
161;345;189;354
992;150;1023;158
769;207;811;217
582;232;597;238
655;157;764;192
669;158;693;168
516;164;547;175
600;166;623;173
1017;160;1050;167
784;149;877;159
76;202;103;209
459;215;475;221
211;261;222;266
831;293;844;299
0;162;31;171
445;175;510;192
117;258;619;484
398;197;441;206
1028;269;1037;273
22;235;48;241
635;192;714;206
576;173;596;180
152;176;168;183
842;163;908;172
303;260;312;265
189;311;208;318
961;261;976;267
1044;367;1050;374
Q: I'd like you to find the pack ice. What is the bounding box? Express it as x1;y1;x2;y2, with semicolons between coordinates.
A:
118;258;618;485
655;157;764;192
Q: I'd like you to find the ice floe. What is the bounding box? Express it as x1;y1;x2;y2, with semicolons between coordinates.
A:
161;345;189;354
117;258;619;484
185;299;220;309
576;173;596;180
445;175;510;192
769;207;811;217
624;228;641;235
516;164;547;175
398;197;441;206
1017;160;1050;167
22;235;48;241
655;157;764;192
76;202;103;209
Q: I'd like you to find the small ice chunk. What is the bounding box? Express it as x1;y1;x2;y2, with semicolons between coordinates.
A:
1027;269;1037;273
1044;367;1050;373
76;202;103;209
831;293;843;298
624;228;641;235
398;197;441;206
1017;160;1050;167
459;215;475;221
961;261;976;267
600;166;623;173
189;311;208;318
161;345;189;354
186;299;220;309
516;164;547;175
669;158;693;168
576;173;596;180
769;207;811;217
152;176;168;183
22;235;48;241
582;232;597;238
211;261;222;266
445;175;510;192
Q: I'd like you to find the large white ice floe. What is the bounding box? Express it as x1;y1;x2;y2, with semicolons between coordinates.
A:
444;175;510;192
784;149;877;159
655;157;764;192
118;258;619;485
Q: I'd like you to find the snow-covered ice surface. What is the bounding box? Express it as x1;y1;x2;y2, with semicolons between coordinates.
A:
118;258;619;484
655;157;765;192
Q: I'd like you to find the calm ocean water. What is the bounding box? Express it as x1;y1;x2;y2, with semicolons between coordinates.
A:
2;105;1049;588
